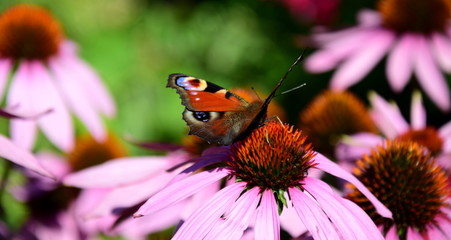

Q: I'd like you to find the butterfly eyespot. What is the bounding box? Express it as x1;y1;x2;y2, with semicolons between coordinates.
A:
193;111;210;122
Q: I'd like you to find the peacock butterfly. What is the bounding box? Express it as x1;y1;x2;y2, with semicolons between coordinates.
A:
167;55;303;145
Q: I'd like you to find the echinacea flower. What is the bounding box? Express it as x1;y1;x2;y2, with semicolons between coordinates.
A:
13;133;126;240
336;91;451;173
346;140;451;239
298;90;377;157
134;121;391;239
305;0;451;111
0;4;115;151
62;134;228;239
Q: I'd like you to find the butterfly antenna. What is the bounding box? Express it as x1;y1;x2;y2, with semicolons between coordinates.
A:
264;50;306;105
251;86;263;101
279;83;307;96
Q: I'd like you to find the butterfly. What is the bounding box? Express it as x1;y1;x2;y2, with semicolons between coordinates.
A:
167;55;304;145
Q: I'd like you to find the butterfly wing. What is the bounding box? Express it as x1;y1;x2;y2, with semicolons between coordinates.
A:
167;74;263;145
167;74;247;112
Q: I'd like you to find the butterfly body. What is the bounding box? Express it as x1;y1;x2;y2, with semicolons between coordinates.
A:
167;74;268;145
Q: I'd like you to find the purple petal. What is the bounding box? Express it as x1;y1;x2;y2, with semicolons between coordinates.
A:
0;59;11;100
313;153;392;218
305;29;374;73
289;187;340;240
303;177;383;239
134;168;229;217
431;33;451;72
49;58;106;142
414;36;451;111
386;33;416;92
410;91;426;130
206;187;260;240
330;29;395;90
254;190;280;240
58;41;116;117
172;182;246;240
0;135;53;178
63;155;185;188
369;92;409;138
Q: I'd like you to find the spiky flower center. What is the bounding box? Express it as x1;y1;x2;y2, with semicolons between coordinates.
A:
397;127;444;155
378;0;451;34
0;4;62;60
227;121;316;192
347;140;449;238
69;133;127;171
299;90;376;156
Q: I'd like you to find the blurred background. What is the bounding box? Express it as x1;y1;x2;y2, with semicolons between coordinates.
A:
0;0;450;238
1;0;415;150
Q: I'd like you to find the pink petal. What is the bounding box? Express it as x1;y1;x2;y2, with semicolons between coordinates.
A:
289;187;340;240
35;152;70;180
414;36;451;111
254;190;280;240
182;181;221;219
7;62;38;150
369;92;409;138
206;187;260;240
431;33;451;72
386;33;416;92
356;9;382;27
335;133;383;162
49;58;106;142
280;198;308;237
385;226;399;240
63;156;180;188
0;135;54;178
114;200;187;238
439;121;451;140
134;168;229;217
88;170;178;218
330;29;395;90
32;62;74;151
410;91;426;130
314;153;392;218
8;61;74;151
305;29;374;73
303;177;383;239
58;41;116;117
173;182;246;240
407;227;423;240
339;198;385;239
0;59;11;100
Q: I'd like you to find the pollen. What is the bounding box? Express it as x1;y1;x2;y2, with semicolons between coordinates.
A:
298;90;377;157
0;4;63;60
378;0;451;34
346;140;450;238
68;133;127;172
227;121;317;191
